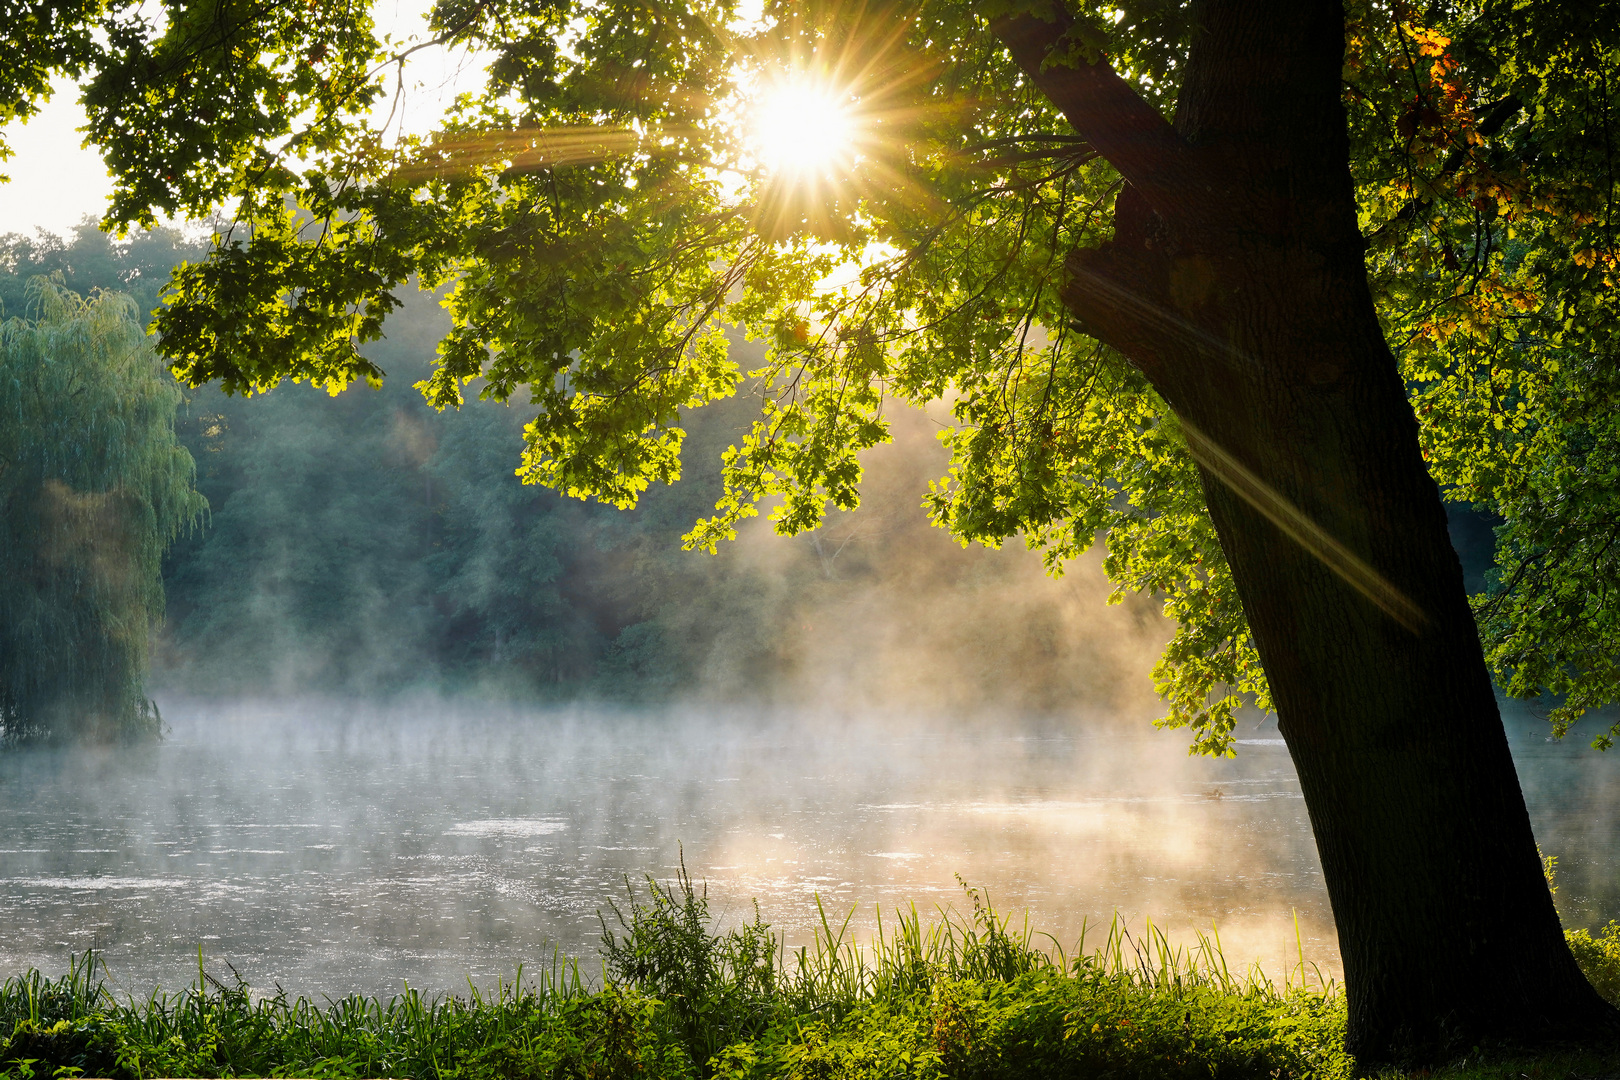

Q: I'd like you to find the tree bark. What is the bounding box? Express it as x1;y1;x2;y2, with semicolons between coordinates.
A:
993;0;1620;1064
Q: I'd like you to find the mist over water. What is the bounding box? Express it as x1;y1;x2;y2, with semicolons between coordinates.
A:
2;697;1611;1001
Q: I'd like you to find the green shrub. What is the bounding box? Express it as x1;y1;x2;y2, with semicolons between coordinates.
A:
702;967;1347;1080
0;1018;126;1080
1566;923;1620;1006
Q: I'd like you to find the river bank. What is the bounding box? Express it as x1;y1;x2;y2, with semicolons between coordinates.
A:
4;879;1617;1080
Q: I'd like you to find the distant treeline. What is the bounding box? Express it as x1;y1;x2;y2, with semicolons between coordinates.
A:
0;224;1188;717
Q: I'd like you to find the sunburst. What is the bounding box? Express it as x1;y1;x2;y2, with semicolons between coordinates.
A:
750;80;859;178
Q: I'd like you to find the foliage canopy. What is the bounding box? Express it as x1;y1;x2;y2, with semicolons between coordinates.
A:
26;0;1620;750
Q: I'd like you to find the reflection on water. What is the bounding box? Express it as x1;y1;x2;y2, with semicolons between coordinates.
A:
0;698;1612;1000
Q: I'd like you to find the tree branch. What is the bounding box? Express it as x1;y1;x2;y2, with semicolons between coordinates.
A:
1368;94;1524;243
989;9;1200;221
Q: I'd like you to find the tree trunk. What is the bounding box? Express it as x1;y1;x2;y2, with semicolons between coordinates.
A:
994;0;1620;1064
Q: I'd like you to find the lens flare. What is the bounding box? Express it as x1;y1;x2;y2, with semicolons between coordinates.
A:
752;81;856;176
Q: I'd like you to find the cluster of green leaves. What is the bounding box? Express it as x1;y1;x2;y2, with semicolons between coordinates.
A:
1346;0;1620;747
1567;922;1620;1008
0;1;105;176
84;0;386;231
0;883;1353;1080
156;330;917;698
0;280;205;743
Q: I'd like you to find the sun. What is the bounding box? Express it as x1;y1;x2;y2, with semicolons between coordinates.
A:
751;81;858;176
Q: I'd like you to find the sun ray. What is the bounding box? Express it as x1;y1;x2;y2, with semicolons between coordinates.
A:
393;126;668;182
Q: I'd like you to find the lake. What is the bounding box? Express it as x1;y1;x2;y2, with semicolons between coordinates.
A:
0;696;1613;1000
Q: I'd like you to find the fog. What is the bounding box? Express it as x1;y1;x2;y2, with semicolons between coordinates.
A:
0;698;1323;999
1;694;1612;1002
152;299;1174;718
651;400;1172;719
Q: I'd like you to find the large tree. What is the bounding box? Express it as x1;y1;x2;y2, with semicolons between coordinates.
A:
13;0;1620;1062
0;280;205;742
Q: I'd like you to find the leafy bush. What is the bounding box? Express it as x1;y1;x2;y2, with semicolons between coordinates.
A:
1566;923;1620;1006
717;978;1345;1080
0;1019;125;1080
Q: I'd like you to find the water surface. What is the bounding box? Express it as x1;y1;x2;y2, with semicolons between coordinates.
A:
0;698;1612;999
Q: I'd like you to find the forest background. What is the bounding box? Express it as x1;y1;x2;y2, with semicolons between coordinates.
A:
0;221;1297;718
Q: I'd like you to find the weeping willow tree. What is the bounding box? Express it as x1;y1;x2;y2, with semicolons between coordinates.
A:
0;279;205;744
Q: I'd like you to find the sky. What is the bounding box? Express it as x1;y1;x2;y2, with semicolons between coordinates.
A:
0;1;474;240
0;81;111;238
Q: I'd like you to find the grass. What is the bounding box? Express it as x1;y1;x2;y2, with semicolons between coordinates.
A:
1;874;1617;1080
